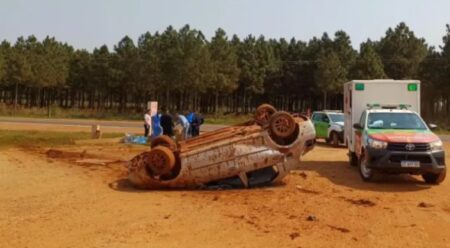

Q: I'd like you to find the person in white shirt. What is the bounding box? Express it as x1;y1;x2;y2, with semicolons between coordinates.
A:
144;109;152;137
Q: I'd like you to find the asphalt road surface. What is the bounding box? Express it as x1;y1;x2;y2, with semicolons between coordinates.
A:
0;116;448;141
0;116;227;133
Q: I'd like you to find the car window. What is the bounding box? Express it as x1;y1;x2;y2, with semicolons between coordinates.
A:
329;113;344;122
312;113;323;122
367;113;427;130
322;115;330;123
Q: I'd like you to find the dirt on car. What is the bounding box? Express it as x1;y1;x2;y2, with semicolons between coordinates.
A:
1;142;450;247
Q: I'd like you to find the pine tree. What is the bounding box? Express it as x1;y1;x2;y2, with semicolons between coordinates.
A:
351;41;386;79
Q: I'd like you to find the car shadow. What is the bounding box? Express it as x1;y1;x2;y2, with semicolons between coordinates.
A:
315;140;346;149
108;178;287;193
299;160;432;192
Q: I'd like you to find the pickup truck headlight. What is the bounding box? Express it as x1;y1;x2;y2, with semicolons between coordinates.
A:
367;137;387;149
430;140;443;152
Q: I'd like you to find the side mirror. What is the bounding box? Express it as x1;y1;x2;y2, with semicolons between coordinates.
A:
353;123;363;130
428;123;438;130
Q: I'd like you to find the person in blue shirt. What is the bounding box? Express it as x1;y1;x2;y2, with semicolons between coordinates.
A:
188;111;204;137
151;112;162;138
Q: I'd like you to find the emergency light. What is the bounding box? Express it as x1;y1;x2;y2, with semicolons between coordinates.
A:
366;104;411;110
408;83;418;91
355;83;364;91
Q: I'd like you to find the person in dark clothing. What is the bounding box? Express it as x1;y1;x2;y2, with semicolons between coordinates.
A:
189;112;204;137
160;110;174;137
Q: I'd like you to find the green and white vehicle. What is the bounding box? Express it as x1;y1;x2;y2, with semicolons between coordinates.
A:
311;111;344;146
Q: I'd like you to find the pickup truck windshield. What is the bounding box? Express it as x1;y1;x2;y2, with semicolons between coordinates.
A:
367;113;427;130
329;114;344;123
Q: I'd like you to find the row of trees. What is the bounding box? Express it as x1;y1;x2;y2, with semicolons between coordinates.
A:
0;23;449;124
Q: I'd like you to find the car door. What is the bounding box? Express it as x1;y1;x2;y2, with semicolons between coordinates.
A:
313;113;329;139
355;111;366;157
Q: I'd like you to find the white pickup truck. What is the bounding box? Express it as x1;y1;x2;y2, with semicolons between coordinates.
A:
344;80;446;183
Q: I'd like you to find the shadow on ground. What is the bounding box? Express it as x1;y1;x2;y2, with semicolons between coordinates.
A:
299;160;431;192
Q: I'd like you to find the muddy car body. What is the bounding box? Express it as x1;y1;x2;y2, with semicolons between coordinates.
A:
128;105;316;189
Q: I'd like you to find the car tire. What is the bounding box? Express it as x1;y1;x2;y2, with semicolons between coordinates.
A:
349;151;358;167
151;135;177;151
331;132;339;147
422;168;446;184
255;104;277;126
358;150;377;182
269;111;296;139
146;146;176;177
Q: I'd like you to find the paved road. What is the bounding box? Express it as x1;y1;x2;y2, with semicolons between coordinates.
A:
0;116;448;141
0;116;227;132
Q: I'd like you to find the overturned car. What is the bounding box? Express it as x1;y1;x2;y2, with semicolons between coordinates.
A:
128;104;316;189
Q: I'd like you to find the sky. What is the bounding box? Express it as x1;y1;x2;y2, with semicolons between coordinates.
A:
1;0;449;51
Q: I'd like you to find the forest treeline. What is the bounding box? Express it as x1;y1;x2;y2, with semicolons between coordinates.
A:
0;22;449;124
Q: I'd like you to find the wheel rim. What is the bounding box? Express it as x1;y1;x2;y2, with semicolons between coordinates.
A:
274;117;291;135
145;146;175;176
270;112;296;138
255;104;276;125
360;155;372;178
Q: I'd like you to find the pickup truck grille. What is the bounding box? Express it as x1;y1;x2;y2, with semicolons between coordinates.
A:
389;154;432;164
387;143;430;152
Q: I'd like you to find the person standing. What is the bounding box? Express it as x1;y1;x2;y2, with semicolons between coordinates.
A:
176;113;190;140
160;110;174;137
186;111;195;137
190;112;202;137
151;112;162;137
144;109;152;137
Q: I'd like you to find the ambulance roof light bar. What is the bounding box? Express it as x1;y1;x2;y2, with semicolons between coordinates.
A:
366;104;411;110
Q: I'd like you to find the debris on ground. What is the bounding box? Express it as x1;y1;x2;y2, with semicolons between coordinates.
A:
295;185;321;194
289;232;300;240
418;202;434;208
328;225;350;233
306;215;317;221
344;198;376;207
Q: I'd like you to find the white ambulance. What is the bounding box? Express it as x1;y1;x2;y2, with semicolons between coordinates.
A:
344;80;446;183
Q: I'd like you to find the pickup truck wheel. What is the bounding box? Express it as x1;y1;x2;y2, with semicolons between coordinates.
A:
422;168;446;184
359;150;377;182
349;151;358;167
146;146;176;176
255;104;276;126
331;132;339;147
269;111;296;139
151;135;177;151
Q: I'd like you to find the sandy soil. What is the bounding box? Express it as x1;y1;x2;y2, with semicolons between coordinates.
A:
1;142;450;248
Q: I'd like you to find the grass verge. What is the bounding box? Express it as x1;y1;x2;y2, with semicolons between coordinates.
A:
0;130;123;148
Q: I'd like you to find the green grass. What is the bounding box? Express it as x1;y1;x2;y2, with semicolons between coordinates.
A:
203;114;252;125
0;104;253;124
0;130;123;148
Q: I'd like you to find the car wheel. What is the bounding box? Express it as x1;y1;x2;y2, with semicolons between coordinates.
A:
359;150;377;182
269;111;296;139
349;151;358;167
151;135;177;151
331;132;339;147
146;146;176;177
255;104;277;126
422;168;446;184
